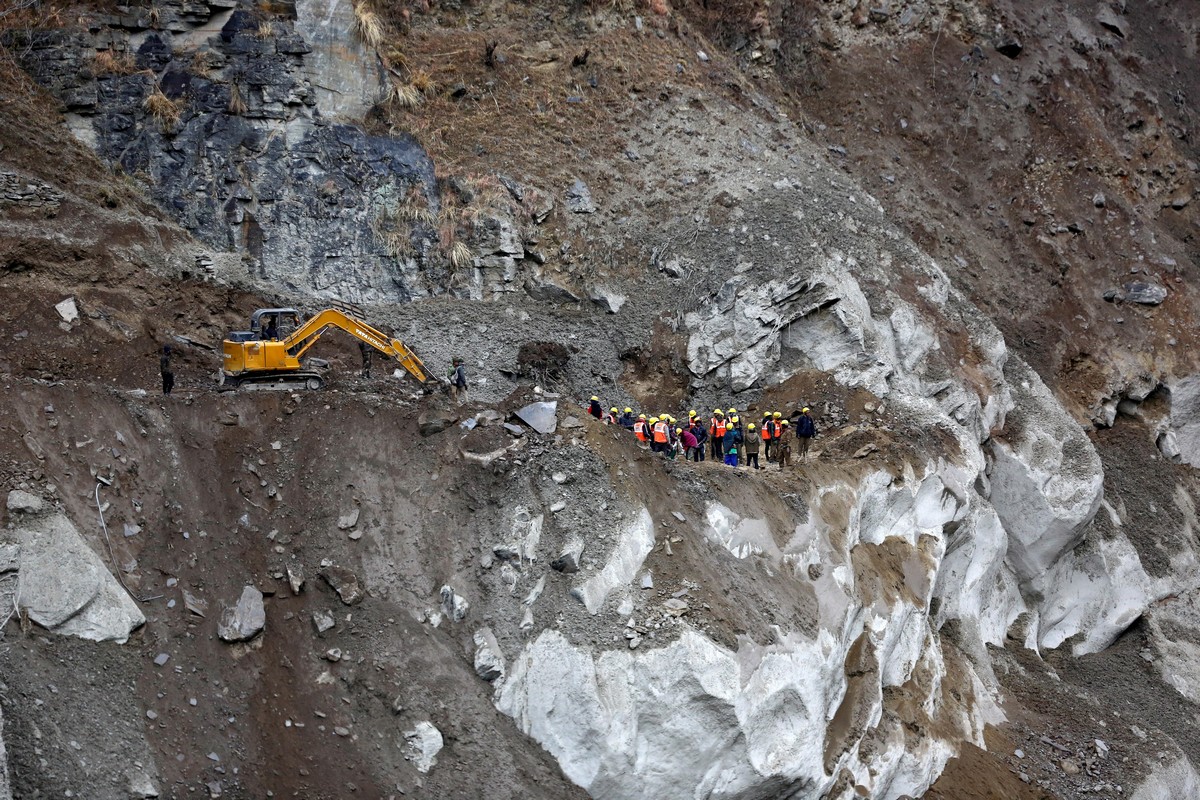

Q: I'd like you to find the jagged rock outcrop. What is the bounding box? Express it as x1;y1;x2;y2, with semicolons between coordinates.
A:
9;0;562;303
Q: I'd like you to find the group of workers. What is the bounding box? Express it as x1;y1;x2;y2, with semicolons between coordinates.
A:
586;397;817;469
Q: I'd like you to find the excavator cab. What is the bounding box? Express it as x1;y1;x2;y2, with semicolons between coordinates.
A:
221;306;428;391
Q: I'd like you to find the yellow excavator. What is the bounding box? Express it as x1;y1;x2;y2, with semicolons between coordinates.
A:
220;306;428;390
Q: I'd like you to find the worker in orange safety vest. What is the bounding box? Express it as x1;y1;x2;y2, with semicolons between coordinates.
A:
709;410;727;461
651;416;670;454
633;414;649;442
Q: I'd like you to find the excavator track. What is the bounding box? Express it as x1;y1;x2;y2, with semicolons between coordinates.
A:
219;371;324;392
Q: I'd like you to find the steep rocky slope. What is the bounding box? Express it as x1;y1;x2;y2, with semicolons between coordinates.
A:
2;0;1200;798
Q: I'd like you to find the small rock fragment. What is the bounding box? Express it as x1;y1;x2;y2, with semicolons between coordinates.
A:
439;585;469;622
320;566;365;605
217;586;265;642
312;609;336;634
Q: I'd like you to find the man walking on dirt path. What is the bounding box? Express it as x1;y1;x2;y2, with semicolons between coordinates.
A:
160;345;174;396
796;407;816;460
450;358;469;404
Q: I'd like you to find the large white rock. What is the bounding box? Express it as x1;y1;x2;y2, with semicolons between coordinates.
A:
1131;755;1200;800
987;358;1104;585
15;511;145;643
1167;374;1200;468
572;509;655;614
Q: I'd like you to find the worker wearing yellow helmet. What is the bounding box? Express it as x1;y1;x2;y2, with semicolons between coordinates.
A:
604;406;619;425
776;417;794;467
709;410;728;461
795;407;815;461
619;407;635;429
744;422;761;470
588;396;603;420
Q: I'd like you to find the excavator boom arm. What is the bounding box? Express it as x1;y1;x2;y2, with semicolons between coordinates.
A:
284;309;428;383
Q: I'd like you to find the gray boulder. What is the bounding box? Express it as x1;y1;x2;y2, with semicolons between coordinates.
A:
515;401;558;434
321;566;365;605
440;585;470;622
6;490;43;515
419;409;457;436
217;586;265;642
1123;281;1168;305
16;511;144;643
565;179;597;213
589;286;627;314
473;627;506;681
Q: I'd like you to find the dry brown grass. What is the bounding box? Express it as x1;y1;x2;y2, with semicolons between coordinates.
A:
352;3;385;49
410;68;436;96
386;79;422;109
254;20;274;39
92;48;137;76
227;82;247;114
143;87;183;131
448;241;473;270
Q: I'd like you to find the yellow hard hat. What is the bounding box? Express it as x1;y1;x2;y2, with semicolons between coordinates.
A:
624;407;633;413
762;411;771;416
675;428;682;434
591;396;599;401
748;423;756;430
689;409;697;416
714;409;723;416
773;411;782;418
668;416;677;423
801;407;809;413
727;407;737;413
639;413;646;419
649;416;658;423
731;416;740;423
782;419;790;425
611;407;618;412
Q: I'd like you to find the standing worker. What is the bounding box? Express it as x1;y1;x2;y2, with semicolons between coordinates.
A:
450;357;469;404
159;345;174;396
777;419;793;468
761;412;774;461
680;424;700;462
690;418;708;461
723;419;741;466
709;410;727;461
634;414;649;443
620;407;635;429
796;407;817;459
651;416;670;454
605;407;619;425
744;423;762;469
588;396;604;419
359;341;371;378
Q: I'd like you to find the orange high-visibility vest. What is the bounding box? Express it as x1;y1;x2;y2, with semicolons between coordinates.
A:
761;421;772;440
634;421;648;441
710;417;726;437
653;422;669;443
